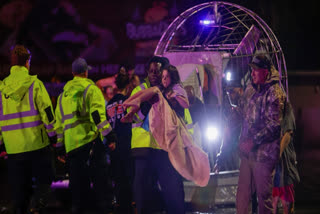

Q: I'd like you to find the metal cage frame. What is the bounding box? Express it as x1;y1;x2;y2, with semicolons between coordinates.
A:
155;1;288;97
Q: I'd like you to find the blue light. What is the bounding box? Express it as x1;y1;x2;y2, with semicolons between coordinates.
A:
199;19;215;25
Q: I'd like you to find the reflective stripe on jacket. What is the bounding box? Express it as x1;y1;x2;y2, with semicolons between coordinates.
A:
0;66;56;154
131;81;160;150
55;77;112;153
184;108;194;135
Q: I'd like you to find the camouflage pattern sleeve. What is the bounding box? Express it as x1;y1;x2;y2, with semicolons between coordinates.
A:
253;85;286;145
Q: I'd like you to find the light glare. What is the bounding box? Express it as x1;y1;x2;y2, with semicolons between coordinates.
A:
206;126;219;141
226;72;232;81
199;20;215;25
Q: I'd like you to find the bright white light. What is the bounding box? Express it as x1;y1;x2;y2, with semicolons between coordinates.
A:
226;72;232;81
199;20;215;25
206;126;219;141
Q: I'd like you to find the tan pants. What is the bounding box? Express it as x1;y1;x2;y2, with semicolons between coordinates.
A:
236;156;276;214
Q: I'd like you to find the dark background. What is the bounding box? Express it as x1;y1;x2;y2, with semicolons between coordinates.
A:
0;0;319;71
0;0;319;211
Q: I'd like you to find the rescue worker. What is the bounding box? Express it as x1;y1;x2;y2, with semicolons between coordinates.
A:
0;45;56;214
55;58;116;214
130;56;192;214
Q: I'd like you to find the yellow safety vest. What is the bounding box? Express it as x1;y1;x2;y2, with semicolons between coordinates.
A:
55;77;112;153
184;108;194;135
130;81;160;150
0;66;56;154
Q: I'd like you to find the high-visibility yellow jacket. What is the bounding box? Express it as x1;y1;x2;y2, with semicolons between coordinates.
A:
131;79;194;150
0;66;56;154
55;76;112;153
184;108;194;135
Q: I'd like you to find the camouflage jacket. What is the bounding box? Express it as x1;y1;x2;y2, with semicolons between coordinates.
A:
239;67;286;163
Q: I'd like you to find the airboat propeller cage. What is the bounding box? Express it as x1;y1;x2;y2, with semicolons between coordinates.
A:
155;1;288;102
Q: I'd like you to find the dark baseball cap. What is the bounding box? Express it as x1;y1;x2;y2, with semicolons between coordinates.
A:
249;55;271;70
72;58;92;74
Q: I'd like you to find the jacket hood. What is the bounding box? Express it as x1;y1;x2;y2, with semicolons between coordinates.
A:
265;65;281;84
63;76;95;97
0;66;37;102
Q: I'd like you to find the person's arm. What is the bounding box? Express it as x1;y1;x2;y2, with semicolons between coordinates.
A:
0;127;3;148
280;102;296;156
169;92;189;108
34;80;57;144
168;84;189;108
280;130;293;156
87;85;116;148
54;94;62;141
51;91;66;160
121;86;161;123
125;86;160;106
96;76;116;90
252;88;285;145
0;129;7;159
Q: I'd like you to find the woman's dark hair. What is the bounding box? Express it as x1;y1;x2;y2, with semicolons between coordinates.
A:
115;72;130;90
161;64;181;89
10;45;31;66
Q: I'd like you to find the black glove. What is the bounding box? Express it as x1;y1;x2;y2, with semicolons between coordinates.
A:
0;143;5;152
0;143;7;158
103;131;117;152
104;130;117;145
49;135;57;145
51;142;65;159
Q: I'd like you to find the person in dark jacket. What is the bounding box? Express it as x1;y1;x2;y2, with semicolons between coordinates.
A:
106;71;133;214
272;102;300;214
236;55;286;214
